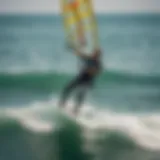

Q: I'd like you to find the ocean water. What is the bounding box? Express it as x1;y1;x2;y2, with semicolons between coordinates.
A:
0;14;160;160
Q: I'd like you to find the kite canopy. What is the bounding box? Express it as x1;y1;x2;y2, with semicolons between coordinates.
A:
61;0;99;54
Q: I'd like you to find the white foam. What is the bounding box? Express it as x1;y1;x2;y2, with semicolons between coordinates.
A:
75;107;160;151
3;100;58;133
1;99;160;150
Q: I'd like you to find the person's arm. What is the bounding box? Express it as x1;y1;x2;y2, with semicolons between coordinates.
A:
73;47;90;59
69;43;90;59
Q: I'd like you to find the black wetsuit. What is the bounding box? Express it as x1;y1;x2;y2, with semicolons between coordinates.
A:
59;56;101;111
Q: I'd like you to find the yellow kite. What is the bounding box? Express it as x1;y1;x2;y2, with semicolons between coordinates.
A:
60;0;99;53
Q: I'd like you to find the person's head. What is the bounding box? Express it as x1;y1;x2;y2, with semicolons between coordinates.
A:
92;48;101;59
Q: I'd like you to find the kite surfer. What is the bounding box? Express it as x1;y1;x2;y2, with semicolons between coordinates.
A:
59;0;102;115
58;46;102;115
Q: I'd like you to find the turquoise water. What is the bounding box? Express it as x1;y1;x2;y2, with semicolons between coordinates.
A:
0;14;160;160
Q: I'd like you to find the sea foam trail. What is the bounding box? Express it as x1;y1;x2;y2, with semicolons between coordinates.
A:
1;99;160;151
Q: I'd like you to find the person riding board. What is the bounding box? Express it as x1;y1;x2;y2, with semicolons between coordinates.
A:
59;4;102;114
58;45;102;115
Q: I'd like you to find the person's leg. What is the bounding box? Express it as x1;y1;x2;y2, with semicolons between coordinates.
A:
59;76;81;108
73;83;90;115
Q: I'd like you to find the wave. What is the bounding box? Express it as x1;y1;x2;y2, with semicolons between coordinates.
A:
0;72;69;91
101;70;160;85
0;70;160;91
0;100;160;160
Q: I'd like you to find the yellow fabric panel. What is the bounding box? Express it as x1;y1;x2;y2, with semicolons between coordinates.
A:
61;0;99;51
